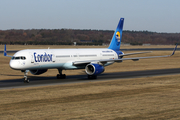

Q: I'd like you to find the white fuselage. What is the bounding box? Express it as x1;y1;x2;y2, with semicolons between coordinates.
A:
10;48;118;70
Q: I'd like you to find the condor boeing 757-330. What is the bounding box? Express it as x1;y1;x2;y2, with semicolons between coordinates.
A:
4;18;177;83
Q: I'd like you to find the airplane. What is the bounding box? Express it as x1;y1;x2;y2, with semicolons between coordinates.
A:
4;18;177;83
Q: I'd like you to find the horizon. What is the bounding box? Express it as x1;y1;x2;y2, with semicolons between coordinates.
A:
1;29;179;34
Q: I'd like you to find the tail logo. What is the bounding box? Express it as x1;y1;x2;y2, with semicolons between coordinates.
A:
116;31;121;45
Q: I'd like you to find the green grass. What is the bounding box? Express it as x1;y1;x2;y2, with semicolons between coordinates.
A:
0;75;180;119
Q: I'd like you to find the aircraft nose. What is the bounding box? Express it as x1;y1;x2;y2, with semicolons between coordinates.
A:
9;60;19;70
10;60;15;69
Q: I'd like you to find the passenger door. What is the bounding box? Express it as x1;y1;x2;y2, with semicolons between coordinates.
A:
30;53;34;63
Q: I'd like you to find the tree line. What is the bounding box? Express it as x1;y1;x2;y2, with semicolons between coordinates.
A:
0;29;180;45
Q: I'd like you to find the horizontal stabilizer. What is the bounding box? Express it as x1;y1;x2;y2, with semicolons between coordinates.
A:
4;45;13;57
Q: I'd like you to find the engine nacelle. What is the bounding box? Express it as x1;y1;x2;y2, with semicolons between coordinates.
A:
85;64;104;75
30;69;48;75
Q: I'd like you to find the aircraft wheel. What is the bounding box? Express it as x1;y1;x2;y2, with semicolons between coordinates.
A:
24;78;29;83
62;74;66;79
57;74;60;79
26;79;29;83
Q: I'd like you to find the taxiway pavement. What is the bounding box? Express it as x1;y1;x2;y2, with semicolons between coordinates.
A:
0;68;180;90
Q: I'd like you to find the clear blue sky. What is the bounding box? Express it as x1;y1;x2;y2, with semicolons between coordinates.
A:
0;0;180;33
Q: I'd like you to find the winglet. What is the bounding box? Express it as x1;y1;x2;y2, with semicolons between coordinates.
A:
171;44;178;56
4;44;7;56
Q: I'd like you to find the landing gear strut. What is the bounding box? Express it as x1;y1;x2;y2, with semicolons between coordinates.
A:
57;69;66;79
23;70;29;83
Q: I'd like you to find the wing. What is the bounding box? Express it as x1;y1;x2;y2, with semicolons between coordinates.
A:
119;51;152;57
73;44;177;65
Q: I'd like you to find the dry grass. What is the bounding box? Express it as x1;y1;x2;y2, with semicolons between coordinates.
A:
0;74;180;119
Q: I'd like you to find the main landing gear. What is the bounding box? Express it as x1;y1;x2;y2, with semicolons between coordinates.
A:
23;70;29;83
57;69;66;79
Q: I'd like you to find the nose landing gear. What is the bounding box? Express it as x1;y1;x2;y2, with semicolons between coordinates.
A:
23;70;29;83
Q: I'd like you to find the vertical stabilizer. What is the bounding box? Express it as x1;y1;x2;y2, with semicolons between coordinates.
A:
4;44;7;56
108;18;124;51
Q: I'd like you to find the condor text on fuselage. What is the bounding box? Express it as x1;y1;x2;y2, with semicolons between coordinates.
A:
34;52;53;63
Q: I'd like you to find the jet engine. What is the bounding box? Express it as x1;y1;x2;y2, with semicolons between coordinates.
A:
85;63;104;75
30;69;48;75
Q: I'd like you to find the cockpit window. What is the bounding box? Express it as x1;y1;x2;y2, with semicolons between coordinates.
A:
21;57;26;60
11;56;26;60
15;57;21;60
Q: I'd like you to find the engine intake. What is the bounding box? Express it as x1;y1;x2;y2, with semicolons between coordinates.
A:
30;69;48;75
85;64;104;75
